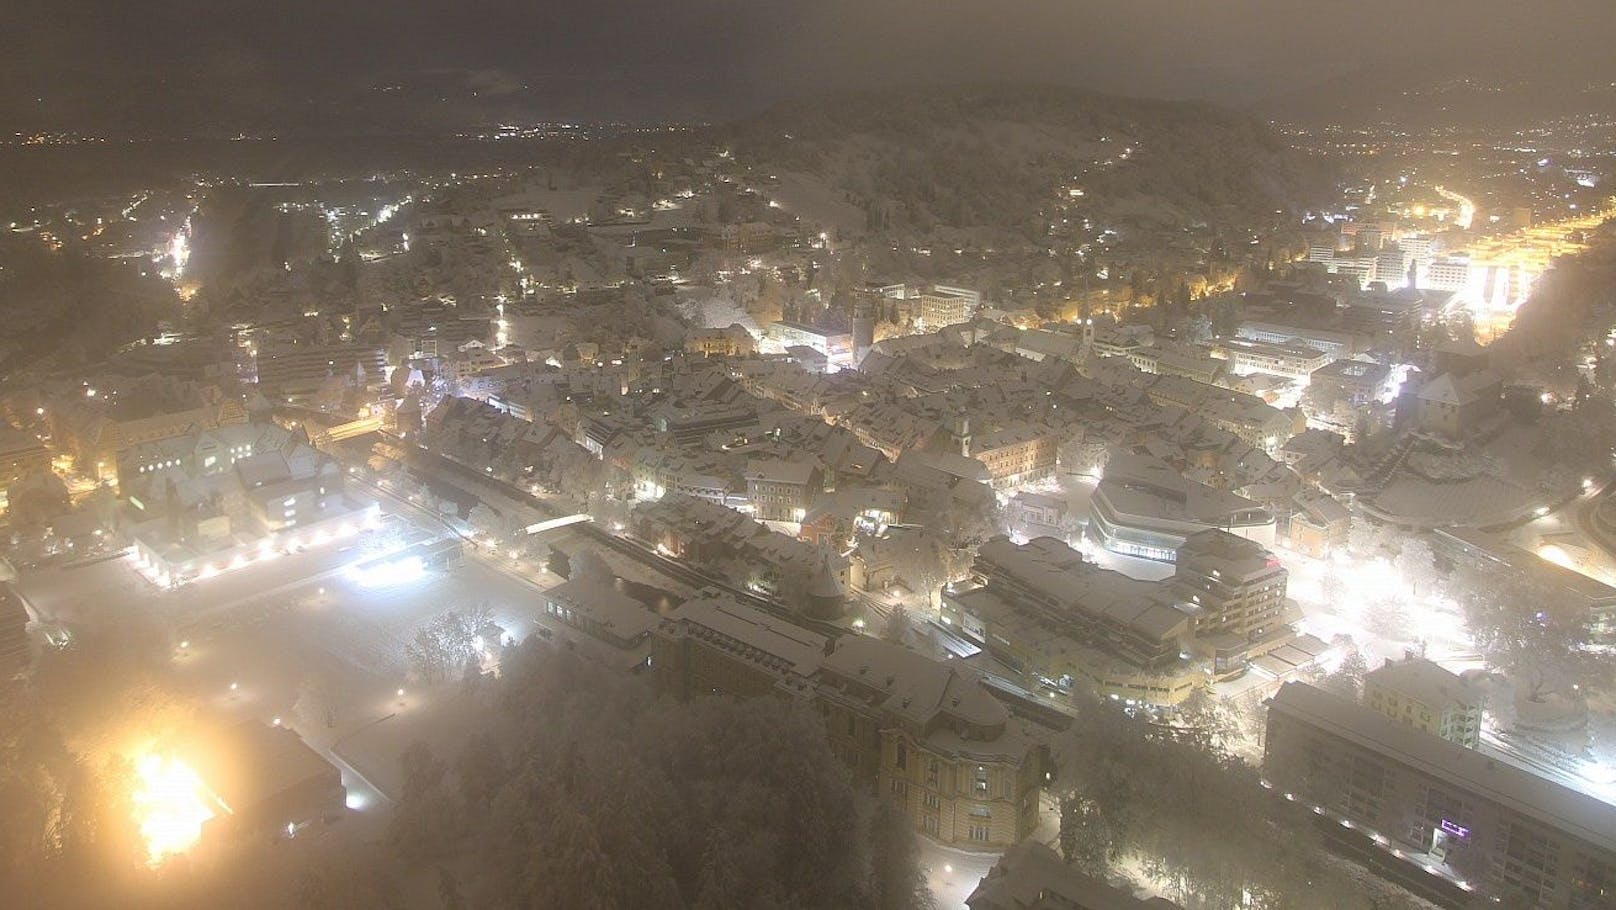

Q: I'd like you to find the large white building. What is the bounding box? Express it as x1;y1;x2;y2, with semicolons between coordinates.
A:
1087;453;1276;562
1212;338;1331;382
917;286;981;329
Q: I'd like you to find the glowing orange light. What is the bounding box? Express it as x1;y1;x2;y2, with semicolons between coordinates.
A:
131;753;216;866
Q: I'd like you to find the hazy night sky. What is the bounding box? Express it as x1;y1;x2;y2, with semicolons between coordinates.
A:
5;0;1614;132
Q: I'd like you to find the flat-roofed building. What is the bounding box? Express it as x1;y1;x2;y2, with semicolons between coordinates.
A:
1310;359;1392;407
1237;321;1359;361
918;286;981;329
1434;527;1616;644
766;320;854;362
945;537;1206;704
943;583;1204;706
1364;656;1483;748
1211;338;1331;382
254;342;386;404
1171;529;1292;672
1088;453;1275;562
1264;682;1616;909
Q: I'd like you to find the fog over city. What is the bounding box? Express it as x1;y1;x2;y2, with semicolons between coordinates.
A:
6;0;1616;130
2;3;1615;910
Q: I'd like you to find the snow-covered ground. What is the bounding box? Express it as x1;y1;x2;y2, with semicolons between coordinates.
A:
764;172;867;237
918;840;1003;910
1279;544;1478;668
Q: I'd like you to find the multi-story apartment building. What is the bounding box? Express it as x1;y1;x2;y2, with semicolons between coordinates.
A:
1363;656;1483;748
917;286;980;329
969;424;1058;491
745;458;821;522
1423;256;1471;293
254;341;387;404
1264;682;1615;909
1171;529;1291;672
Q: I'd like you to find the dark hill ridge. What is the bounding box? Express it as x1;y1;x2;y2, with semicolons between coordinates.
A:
719;84;1331;240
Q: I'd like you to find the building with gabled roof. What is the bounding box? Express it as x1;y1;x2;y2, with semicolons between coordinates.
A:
651;590;1047;848
968;841;1179;910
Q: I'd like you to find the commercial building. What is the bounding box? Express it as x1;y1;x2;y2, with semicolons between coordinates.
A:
917;286;981;329
1310;359;1392;407
1237;322;1359;361
1424;257;1472;293
1171;529;1291;673
1264;683;1616;909
766;320;854;363
1211;338;1331;382
944;537;1205;705
652;590;1048;848
1363;656;1484;748
1088;453;1276;562
967;841;1179;910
